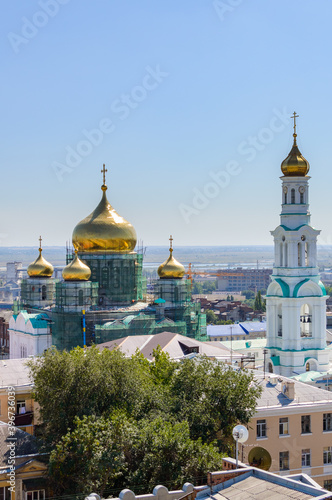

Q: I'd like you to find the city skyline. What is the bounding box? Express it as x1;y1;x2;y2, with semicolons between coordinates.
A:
2;1;332;247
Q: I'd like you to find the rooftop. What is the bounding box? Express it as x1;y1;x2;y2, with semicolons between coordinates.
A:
254;372;332;409
94;331;237;361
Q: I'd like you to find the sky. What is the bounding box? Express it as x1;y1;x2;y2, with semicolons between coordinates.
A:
1;0;332;248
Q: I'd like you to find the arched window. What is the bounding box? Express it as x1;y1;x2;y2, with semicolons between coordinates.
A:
174;287;179;302
291;188;295;204
284;192;287;204
298;242;302;266
42;285;46;300
300;304;312;338
78;289;84;306
284;243;288;267
300;192;304;204
305;242;308;266
268;362;273;373
306;362;310;372
280;243;283;267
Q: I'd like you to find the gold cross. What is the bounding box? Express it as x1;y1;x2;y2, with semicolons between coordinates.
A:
291;111;299;135
101;164;107;185
169;235;173;250
39;235;42;250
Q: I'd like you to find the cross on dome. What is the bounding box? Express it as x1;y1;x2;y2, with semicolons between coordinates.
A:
291;111;299;136
101;164;107;186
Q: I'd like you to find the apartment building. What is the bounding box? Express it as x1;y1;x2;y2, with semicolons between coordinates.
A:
244;373;332;490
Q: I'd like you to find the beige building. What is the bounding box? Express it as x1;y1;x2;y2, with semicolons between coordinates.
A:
244;373;332;490
0;358;36;434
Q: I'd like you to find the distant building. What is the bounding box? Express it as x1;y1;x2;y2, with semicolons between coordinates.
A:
207;322;266;342
217;268;272;292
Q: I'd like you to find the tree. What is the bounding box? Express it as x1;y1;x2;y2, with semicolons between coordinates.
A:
242;290;255;300
254;291;266;312
28;348;262;495
49;412;135;496
128;418;224;492
205;309;218;324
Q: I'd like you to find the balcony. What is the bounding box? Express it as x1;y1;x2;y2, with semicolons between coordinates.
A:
14;411;33;427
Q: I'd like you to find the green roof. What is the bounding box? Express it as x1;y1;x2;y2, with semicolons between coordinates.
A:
292;370;322;383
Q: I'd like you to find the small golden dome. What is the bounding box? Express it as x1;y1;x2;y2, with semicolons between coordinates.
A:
281;113;309;176
62;251;91;281
27;238;54;278
158;236;185;279
72;165;137;253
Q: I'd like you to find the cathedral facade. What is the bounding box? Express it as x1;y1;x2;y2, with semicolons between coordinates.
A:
9;167;206;357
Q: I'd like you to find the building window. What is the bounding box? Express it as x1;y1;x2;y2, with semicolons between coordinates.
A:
17;400;26;414
279;417;289;435
41;285;46;300
256;419;267;438
323;413;332;432
279;451;289;470
20;345;27;358
26;491;45;500
302;449;311;467
324;447;332;464
324;480;332;491
300;191;304;204
78;289;84;307
301;415;311;434
0;487;11;500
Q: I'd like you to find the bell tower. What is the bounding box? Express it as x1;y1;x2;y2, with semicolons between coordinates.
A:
266;113;330;376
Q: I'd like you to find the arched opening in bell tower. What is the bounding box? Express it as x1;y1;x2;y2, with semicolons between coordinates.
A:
277;304;282;337
291;188;295;204
300;304;312;337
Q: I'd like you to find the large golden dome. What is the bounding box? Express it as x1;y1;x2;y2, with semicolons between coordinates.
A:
72;166;137;253
62;250;91;281
27;239;54;278
281;113;309;176
158;236;185;279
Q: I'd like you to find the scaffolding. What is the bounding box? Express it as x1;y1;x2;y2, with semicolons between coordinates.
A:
66;249;146;306
21;278;56;308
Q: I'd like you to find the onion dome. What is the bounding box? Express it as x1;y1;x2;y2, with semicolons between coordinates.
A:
72;165;137;253
281;112;310;177
27;237;54;278
158;236;185;279
62;250;91;281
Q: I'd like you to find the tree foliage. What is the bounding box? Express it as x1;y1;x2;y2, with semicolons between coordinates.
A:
28;346;261;496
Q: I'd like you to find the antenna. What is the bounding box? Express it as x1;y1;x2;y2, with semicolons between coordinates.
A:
232;425;249;468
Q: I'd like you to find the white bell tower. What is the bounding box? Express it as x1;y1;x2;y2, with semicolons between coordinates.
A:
266;113;329;376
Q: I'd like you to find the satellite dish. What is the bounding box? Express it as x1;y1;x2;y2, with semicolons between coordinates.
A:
232;425;249;444
248;447;272;471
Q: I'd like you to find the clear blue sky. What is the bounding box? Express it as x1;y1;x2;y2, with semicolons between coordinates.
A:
1;0;332;248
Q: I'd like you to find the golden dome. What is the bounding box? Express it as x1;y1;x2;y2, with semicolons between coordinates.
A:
158;236;185;279
281;112;310;176
27;238;54;278
72;165;137;253
62;251;91;281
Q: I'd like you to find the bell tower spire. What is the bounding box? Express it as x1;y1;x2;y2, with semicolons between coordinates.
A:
266;116;329;377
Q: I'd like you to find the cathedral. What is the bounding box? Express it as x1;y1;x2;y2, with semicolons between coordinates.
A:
9;166;206;357
266;114;330;376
